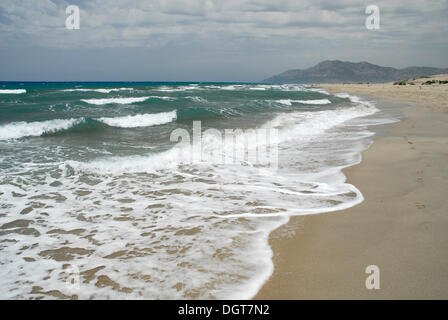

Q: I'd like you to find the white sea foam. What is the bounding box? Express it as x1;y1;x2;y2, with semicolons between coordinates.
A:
185;96;208;103
67;95;376;175
157;86;200;92
0;89;26;94
0;91;395;300
220;85;244;90
304;86;331;95
276;99;331;106
0;118;83;140
98;111;177;128
277;84;307;91
267;106;377;140
81;97;150;105
63;88;133;93
203;85;221;89
157;87;183;92
148;96;175;101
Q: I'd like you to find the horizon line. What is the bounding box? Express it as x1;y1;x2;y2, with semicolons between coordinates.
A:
0;80;260;83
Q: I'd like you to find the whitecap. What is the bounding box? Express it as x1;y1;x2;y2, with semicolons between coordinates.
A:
98;111;177;128
63;88;133;94
0;118;83;140
0;89;26;94
81;97;150;105
275;99;331;106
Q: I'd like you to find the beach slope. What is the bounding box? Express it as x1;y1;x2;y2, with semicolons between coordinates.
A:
256;75;448;299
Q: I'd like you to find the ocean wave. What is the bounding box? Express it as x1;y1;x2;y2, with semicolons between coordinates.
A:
81;97;150;105
269;84;306;91
268;93;377;136
334;92;373;105
0;89;26;94
98;111;177;128
185;96;208;103
0;90;391;300
176;106;239;121
156;85;200;92
0;118;84;140
147;96;175;101
303;86;330;95
276;99;331;106
66;97;377;175
267;106;377;141
62;88;133;93
220;85;244;90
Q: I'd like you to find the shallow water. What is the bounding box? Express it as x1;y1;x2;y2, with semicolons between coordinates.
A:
0;82;398;299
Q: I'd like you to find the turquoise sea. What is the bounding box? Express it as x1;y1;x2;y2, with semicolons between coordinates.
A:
0;81;395;299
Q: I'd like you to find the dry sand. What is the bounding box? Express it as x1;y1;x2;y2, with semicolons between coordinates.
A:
255;75;448;299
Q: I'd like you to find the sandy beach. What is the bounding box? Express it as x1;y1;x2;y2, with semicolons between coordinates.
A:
255;75;448;299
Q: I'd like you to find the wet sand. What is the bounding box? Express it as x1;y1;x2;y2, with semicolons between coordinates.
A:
255;75;448;299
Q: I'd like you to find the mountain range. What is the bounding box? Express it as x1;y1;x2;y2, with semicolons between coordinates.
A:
262;60;448;84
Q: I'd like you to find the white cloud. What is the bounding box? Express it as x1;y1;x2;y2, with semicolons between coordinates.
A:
0;0;446;48
0;0;446;81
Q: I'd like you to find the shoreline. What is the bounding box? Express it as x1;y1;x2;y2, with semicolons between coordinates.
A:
255;76;448;299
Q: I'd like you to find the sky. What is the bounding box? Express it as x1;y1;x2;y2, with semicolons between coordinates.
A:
0;0;447;82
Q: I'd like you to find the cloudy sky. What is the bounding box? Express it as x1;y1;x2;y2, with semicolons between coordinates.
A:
0;0;447;81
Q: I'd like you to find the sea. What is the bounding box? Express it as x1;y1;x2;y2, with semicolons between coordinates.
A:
0;82;398;299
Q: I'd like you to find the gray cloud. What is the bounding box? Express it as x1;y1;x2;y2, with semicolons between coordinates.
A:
0;0;447;81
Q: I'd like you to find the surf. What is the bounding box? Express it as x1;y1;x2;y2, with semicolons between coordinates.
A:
81;96;151;105
0;118;85;140
0;89;26;94
98;111;177;128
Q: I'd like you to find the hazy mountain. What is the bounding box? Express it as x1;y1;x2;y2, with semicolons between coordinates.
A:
263;60;448;83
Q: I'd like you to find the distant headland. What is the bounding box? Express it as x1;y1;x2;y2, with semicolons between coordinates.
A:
262;60;448;83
